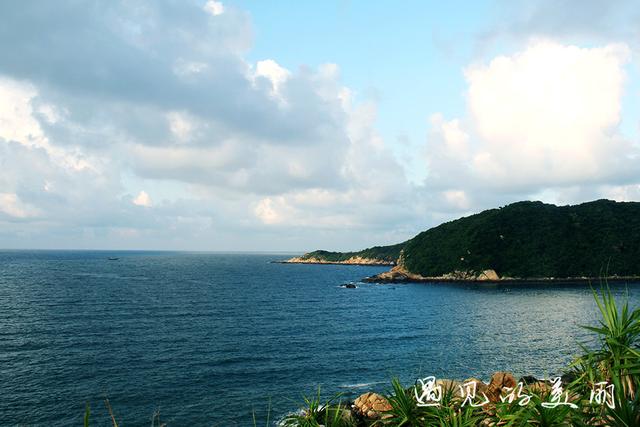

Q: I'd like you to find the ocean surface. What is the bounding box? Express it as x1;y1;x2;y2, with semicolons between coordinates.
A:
1;251;639;426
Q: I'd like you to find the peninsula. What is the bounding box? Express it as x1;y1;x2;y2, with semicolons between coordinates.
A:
283;199;640;282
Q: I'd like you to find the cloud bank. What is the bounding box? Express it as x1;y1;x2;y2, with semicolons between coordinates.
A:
0;1;639;250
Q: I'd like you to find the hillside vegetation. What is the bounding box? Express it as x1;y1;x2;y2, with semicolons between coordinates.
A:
297;243;404;264
299;200;640;279
402;200;640;278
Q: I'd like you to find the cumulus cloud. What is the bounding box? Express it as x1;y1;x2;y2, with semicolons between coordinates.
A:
133;191;153;207
0;193;39;219
425;39;640;217
0;0;420;250
479;0;640;56
203;1;224;16
1;1;639;251
254;59;291;100
425;39;639;210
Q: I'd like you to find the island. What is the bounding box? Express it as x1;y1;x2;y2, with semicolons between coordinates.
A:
283;199;640;283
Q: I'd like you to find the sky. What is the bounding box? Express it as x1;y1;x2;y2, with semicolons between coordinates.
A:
0;0;639;251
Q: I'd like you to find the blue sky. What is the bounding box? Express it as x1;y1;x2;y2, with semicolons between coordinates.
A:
240;0;488;181
0;1;639;251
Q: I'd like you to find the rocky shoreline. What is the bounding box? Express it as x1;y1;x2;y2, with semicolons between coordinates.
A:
276;255;640;284
361;260;640;284
337;371;566;424
364;266;640;284
277;256;395;267
365;275;640;284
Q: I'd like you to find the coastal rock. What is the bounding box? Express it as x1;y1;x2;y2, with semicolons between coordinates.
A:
353;392;391;419
519;375;539;385
462;377;489;398
441;270;475;280
442;270;500;281
370;264;425;282
366;263;501;283
477;269;500;281
486;372;517;402
435;379;463;395
284;256;394;266
561;372;577;386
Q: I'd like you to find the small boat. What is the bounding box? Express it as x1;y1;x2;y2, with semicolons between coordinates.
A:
107;257;120;261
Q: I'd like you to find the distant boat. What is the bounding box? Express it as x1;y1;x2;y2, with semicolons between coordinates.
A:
107;257;120;261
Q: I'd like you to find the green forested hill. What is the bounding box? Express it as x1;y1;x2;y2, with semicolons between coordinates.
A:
402;200;640;278
301;200;640;278
299;243;404;264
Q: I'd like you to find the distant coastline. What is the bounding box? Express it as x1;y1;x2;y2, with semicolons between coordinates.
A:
281;200;640;285
275;256;395;267
362;274;640;285
276;257;640;284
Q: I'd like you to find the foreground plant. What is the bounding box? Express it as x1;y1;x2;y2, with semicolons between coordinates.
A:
584;286;640;399
252;398;272;427
379;377;426;426
281;387;355;427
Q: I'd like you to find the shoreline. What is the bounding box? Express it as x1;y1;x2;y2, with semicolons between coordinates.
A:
274;259;640;284
363;275;640;284
272;260;395;266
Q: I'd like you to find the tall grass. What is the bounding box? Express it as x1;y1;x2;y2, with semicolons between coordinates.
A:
280;387;355;427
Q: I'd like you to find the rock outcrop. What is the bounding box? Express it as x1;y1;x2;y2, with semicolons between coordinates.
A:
366;265;501;283
284;255;395;266
486;371;517;402
353;392;392;419
324;371;571;424
463;377;489;399
363;249;503;282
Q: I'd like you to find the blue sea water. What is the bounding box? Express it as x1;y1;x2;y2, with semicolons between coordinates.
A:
1;250;639;426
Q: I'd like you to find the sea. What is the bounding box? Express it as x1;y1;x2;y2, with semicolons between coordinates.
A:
1;250;639;426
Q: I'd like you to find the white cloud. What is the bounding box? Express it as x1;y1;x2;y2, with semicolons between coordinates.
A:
167;111;195;142
172;59;209;77
0;1;421;250
601;184;640;202
203;1;224;16
254;197;287;225
2;2;639;251
0;77;94;172
427;40;637;193
0;78;40;144
443;190;470;210
0;193;39;218
133;191;153;207
254;59;291;100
